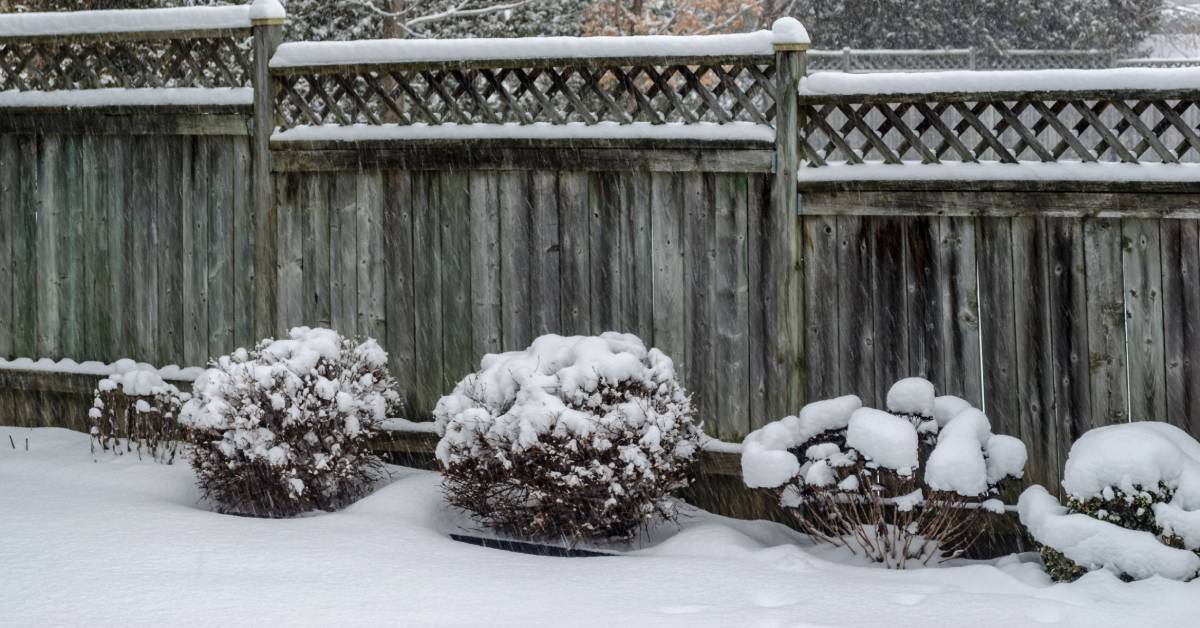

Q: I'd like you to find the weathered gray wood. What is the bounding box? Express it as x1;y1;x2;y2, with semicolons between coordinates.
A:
871;216;909;406
798;188;1200;218
685;172;718;434
410;171;444;418
301;172;331;327
8;137;38;358
715;173;751;438
60;135;84;360
131;135;158;362
937;216;982;405
1162;219;1200;434
530;170;561;336
330;172;359;337
104;136;131;362
0;112;251;137
558;171;591;335
439;171;472;390
275;172;304;331
155;137;184;365
590;172;621;333
836;215;875;401
802;214;840;400
468;172;502;358
253;19;284;343
208;136;235;354
978;217;1019;433
499;171;532;348
184;136;210;365
651;172;686;384
384;171;417;410
357;170;387;343
1122;218;1166;421
746;175;769;425
231;138;255;349
1047;218;1091;456
0;137;14;358
36;135;63;358
619;171;654;339
1011;215;1060;492
905;216;941;384
1083;218;1129;426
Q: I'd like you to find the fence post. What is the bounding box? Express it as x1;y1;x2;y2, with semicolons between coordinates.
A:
842;46;851;72
767;17;808;420
250;0;285;339
969;46;977;71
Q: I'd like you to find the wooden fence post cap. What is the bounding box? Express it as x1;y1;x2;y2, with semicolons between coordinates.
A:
249;0;286;25
772;17;810;50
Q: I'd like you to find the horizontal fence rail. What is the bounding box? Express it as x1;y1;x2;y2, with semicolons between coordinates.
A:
0;7;255;92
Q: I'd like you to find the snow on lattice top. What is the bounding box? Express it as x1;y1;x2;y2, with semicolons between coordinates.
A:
249;0;286;22
272;121;775;144
802;67;1200;97
271;31;782;69
0;6;252;39
0;356;203;382
0;87;253;109
771;17;810;46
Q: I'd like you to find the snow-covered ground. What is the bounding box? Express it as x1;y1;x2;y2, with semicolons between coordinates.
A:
2;426;1197;628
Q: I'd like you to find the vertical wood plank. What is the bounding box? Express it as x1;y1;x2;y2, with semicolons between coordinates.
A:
979;217;1019;434
357;170;387;343
1012;215;1059;492
302;172;331;327
0;137;14;358
685;172;717;434
715;173;750;438
411;171;444;418
651;172;686;386
1162;219;1200;435
802;213;839;401
184;136;210;365
80;136;103;361
620;171;654;341
836;215;875;403
330;172;359;337
231;138;254;349
384;171;417;411
558;171;591;336
131;136;158;362
871;216;908;407
439;171;472;389
938;216;982;405
499;171;532;348
106;136;132;362
275;173;304;333
1084;218;1129;426
60;135;84;360
469;171;501;359
36;135;62;358
1047;218;1091;460
746;175;769;425
589;172;621;334
10;136;38;358
1122;217;1166;421
207;137;234;355
530;170;561;337
156;138;184;365
905;216;941;384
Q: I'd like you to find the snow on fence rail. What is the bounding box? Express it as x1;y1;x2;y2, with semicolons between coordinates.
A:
807;48;1117;73
268;22;811;132
0;5;256;93
797;68;1200;168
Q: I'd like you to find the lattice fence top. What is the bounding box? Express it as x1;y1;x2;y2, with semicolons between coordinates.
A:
798;89;1200;166
0;35;253;92
272;58;777;130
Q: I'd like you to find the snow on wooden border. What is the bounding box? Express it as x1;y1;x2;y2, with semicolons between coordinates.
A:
796;161;1200;182
272;121;776;143
802;67;1200;97
0;5;252;39
0;87;253;109
270;31;779;70
0;357;204;382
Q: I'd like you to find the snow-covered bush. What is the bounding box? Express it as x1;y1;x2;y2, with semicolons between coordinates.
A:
435;333;702;541
741;378;1027;568
180;328;400;518
1019;422;1200;582
89;361;189;464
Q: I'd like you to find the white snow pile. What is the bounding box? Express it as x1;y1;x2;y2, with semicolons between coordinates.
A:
434;333;702;539
180;327;399;517
1019;422;1200;581
0;356;203;382
0;5;250;39
742;379;1026;497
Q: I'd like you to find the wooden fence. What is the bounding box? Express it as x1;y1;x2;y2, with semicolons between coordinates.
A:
1;4;1200;491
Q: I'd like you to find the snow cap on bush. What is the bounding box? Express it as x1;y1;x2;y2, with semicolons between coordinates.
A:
847;408;918;475
182;327;398;517
886;377;936;417
435;332;702;540
741;395;861;488
1021;422;1200;581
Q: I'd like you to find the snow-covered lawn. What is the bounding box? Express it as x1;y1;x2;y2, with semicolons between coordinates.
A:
3;426;1197;628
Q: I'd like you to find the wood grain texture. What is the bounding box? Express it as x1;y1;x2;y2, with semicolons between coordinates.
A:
468;172;502;359
384;171;417;411
1162;220;1200;435
938;216;983;405
1122;218;1166;422
1084;218;1129;426
978;217;1019;434
439;171;472;390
